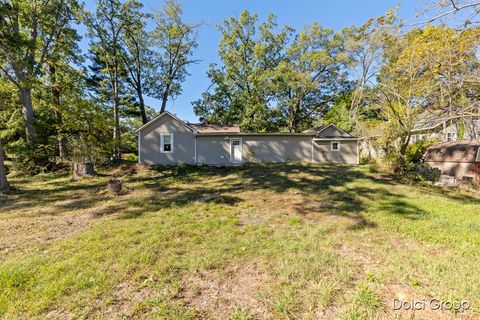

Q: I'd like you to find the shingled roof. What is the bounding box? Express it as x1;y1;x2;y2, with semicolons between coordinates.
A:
424;140;480;163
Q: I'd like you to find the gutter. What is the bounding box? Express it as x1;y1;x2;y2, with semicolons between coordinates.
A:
196;132;318;136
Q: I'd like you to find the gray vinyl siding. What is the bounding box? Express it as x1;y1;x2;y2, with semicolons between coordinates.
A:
138;114;358;165
243;136;312;163
313;140;358;164
196;135;358;165
139;114;195;165
196;135;313;164
196;136;230;165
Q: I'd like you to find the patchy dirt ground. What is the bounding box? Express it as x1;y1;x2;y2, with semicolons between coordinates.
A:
0;212;94;254
179;261;269;319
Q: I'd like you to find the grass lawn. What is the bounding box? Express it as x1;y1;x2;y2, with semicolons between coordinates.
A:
0;163;479;319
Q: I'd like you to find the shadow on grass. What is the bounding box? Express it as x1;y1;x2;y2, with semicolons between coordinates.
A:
2;163;436;229
379;199;428;220
0;177;108;214
124;164;402;228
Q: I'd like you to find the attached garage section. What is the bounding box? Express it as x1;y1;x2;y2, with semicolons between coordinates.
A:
242;135;312;163
195;136;231;165
313;139;359;164
195;134;358;165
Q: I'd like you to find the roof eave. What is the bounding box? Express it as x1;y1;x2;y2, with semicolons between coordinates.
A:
313;137;361;141
134;111;198;134
196;132;317;136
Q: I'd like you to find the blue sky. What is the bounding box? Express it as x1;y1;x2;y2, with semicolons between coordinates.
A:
82;0;421;122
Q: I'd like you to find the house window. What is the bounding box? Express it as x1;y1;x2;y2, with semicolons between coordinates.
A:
160;133;173;153
331;141;340;151
446;132;453;142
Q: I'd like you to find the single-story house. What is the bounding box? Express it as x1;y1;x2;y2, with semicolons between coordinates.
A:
424;140;480;181
135;112;360;165
411;107;480;143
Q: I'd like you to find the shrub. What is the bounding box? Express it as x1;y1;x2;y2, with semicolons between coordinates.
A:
359;155;373;165
383;138;435;177
409;163;441;183
9;143;56;175
124;153;138;162
406;138;434;164
368;159;380;173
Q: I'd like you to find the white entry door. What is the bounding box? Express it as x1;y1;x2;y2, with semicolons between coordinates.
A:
230;139;242;163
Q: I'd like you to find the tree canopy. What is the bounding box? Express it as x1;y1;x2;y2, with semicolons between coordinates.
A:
0;0;479;189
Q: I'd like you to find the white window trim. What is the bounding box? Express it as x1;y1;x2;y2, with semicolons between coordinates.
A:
331;141;341;152
160;133;174;153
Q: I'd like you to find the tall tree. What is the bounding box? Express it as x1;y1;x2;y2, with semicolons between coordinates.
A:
120;4;151;124
45;16;82;161
340;21;384;127
85;0;143;159
193;11;291;131
411;0;480;27
0;77;17;192
0;0;80;144
274;23;348;132
373;25;480;160
150;0;200;114
0;138;8;192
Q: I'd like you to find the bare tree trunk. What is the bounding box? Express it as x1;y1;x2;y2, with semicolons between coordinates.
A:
0;139;9;192
113;98;121;160
19;87;37;144
289;100;301;132
137;87;148;124
110;63;122;161
49;64;68;162
12;64;38;145
72;162;96;180
56;111;68;161
160;83;171;113
399;134;411;161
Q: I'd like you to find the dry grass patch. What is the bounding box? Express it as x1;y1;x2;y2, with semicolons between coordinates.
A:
179;260;269;319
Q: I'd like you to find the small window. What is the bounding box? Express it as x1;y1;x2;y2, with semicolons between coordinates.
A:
331;141;340;151
446;132;452;142
160;133;173;153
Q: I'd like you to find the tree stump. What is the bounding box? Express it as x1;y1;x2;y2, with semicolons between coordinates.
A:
72;162;95;180
108;177;123;195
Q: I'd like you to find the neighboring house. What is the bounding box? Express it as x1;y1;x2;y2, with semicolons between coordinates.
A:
359;126;385;159
361;108;480;159
135;112;360;165
424;141;480;181
411;108;480;143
